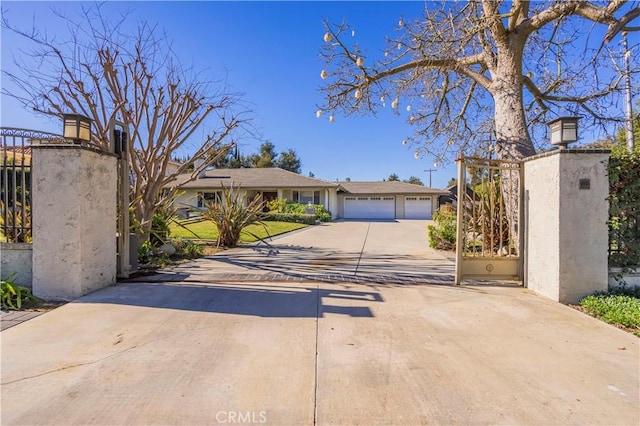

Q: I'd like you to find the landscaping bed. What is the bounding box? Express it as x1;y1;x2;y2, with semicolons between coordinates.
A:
574;287;640;338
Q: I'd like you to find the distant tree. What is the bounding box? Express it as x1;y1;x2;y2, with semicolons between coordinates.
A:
308;171;315;178
345;177;351;182
277;148;302;173
387;173;400;181
212;145;251;169
446;177;458;188
249;141;278;168
404;176;424;186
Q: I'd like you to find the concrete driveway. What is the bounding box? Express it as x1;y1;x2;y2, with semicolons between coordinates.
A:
2;221;639;425
149;220;455;285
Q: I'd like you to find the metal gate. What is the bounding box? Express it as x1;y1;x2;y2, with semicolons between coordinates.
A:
455;156;524;284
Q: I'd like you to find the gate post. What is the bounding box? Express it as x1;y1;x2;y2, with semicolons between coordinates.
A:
31;144;118;300
524;149;610;304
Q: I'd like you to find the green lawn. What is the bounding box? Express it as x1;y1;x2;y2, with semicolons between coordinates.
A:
169;219;307;242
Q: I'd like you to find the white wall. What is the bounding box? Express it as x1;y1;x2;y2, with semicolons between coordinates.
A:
525;150;609;304
32;146;117;300
0;243;33;289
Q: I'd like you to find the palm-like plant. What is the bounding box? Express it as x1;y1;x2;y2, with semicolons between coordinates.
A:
203;183;266;247
0;200;32;243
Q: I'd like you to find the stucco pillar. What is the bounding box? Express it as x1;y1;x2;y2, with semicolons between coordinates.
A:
31;145;118;300
524;150;610;304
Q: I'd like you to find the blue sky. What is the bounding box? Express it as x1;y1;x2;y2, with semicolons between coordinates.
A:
0;1;630;188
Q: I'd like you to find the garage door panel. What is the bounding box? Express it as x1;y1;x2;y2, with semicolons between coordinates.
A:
344;197;395;219
404;196;432;219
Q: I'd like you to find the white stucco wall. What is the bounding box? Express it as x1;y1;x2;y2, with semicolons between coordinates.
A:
32;146;118;300
0;243;33;289
524;153;561;300
525;150;609;304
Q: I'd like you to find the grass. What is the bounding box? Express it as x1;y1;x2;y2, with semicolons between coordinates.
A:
169;219;308;243
579;287;640;337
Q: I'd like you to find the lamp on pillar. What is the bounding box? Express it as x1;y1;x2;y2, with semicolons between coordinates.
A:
548;116;579;149
62;113;92;144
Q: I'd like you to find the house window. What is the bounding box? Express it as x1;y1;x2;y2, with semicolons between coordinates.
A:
197;191;221;208
294;190;320;204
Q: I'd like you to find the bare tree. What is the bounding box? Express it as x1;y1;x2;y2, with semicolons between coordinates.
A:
319;0;639;163
2;5;251;233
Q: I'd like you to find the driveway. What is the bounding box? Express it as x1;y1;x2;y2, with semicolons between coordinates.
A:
149;220;455;285
2;221;638;425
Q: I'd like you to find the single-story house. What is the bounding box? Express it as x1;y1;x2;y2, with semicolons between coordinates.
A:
170;168;340;218
168;168;448;220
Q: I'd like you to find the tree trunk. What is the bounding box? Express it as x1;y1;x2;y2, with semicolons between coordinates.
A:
488;39;532;256
491;39;536;161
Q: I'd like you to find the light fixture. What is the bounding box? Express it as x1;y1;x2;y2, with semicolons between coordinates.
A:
548;116;579;149
63;113;92;143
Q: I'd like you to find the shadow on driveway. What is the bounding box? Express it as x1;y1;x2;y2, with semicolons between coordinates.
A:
136;244;457;286
79;281;384;318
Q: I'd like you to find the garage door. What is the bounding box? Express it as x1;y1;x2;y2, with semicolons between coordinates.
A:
404;196;432;219
344;196;395;219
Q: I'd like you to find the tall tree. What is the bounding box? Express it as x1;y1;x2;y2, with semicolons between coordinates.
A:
248;141;278;168
2;6;250;233
319;1;639;163
277;148;302;173
387;173;400;181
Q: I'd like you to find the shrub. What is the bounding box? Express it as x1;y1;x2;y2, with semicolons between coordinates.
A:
262;213;317;225
171;238;204;258
1;273;39;310
203;183;266;247
427;209;457;250
266;198;332;222
266;198;289;213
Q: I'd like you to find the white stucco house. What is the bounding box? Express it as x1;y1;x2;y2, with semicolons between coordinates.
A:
168;168;448;220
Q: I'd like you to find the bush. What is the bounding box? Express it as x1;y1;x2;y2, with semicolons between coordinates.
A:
203;184;266;247
1;273;39;310
265;198;332;222
427;209;457;250
171;238;204;258
263;213;317;225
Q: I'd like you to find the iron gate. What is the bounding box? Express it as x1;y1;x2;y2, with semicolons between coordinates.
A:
455;156;524;283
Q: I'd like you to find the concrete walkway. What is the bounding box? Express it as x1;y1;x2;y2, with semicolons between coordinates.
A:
2;221;638;425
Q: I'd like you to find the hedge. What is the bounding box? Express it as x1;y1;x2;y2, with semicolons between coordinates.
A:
262;213;317;225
